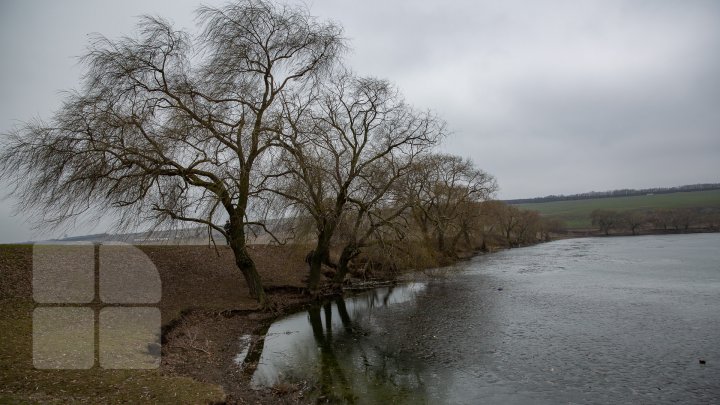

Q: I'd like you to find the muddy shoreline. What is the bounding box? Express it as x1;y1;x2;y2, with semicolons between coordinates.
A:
160;277;418;404
3;230;717;403
161;229;720;403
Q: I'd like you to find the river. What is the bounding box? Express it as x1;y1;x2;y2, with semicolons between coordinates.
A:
242;234;720;404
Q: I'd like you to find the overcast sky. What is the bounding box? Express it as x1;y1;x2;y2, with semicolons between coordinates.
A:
1;0;719;242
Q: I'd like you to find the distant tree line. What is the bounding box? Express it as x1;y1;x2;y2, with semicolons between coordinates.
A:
590;208;720;236
327;197;566;281
507;183;720;205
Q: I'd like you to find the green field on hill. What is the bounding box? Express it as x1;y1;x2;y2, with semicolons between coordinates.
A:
513;189;720;229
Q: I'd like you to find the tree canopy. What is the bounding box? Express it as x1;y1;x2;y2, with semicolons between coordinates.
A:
0;0;507;303
1;0;346;305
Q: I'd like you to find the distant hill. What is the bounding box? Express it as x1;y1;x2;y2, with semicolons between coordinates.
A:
505;183;720;205
36;217;298;245
512;189;720;229
40;228;219;245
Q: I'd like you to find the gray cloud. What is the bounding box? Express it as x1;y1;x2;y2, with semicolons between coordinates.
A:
1;0;719;242
312;0;720;197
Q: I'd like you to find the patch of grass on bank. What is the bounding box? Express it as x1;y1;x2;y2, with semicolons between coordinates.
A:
513;190;720;229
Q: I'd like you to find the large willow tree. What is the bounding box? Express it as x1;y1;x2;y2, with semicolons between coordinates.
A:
0;0;345;306
273;71;444;291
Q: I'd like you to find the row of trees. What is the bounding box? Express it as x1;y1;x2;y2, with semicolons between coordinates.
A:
1;0;530;304
590;208;720;235
280;153;500;284
3;0;342;305
482;202;566;247
328;199;565;280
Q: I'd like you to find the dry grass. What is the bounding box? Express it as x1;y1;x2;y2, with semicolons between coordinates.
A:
0;243;315;404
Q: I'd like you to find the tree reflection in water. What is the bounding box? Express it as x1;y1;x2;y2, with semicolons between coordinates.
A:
308;303;354;402
249;283;433;403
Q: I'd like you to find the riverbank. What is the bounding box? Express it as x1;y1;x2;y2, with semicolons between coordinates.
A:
3;229;717;403
560;226;720;239
252;234;720;404
0;244;307;403
0;243;453;403
155;244;494;403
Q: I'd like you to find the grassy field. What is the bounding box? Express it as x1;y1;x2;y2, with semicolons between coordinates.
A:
513;189;720;229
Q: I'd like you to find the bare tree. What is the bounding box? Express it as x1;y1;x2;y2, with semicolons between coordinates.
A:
649;209;672;230
704;208;720;231
478;201;550;247
669;208;698;232
403;154;497;257
489;202;523;246
514;209;542;245
330;158;414;285
538;217;566;241
591;209;619;235
620;210;646;235
0;0;345;306
272;71;443;292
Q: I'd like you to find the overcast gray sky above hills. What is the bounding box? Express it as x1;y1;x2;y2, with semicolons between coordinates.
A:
1;0;719;243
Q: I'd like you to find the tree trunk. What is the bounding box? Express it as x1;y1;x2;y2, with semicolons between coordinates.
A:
333;244;358;285
230;170;267;306
480;238;488;252
229;225;267;307
308;229;334;292
416;212;434;251
230;241;267;306
462;226;472;248
436;229;446;254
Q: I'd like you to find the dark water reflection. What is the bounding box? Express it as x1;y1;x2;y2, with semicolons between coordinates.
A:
250;283;433;403
246;234;720;404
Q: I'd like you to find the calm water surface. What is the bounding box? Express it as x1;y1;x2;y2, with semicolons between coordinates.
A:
245;234;720;404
